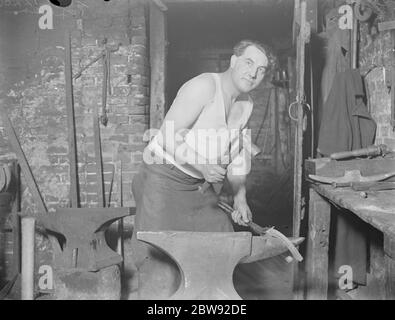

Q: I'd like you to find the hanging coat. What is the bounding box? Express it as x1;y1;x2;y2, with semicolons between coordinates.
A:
317;68;376;286
318;69;376;156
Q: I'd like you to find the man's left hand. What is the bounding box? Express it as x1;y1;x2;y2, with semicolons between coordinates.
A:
232;197;252;227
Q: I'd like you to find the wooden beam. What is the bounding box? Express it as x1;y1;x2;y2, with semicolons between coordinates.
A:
149;2;167;129
292;0;308;300
305;187;331;300
293;0;308;241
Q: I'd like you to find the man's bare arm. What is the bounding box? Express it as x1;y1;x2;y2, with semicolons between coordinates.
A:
156;74;225;181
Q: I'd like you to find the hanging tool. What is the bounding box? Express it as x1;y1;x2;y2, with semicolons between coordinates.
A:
330;144;390;160
73;41;121;80
100;38;111;127
72;39;121;127
65;30;80;208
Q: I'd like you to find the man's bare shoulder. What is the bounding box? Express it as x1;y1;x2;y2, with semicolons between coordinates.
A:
178;73;216;101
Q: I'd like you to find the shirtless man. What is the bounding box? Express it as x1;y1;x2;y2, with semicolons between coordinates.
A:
131;39;271;299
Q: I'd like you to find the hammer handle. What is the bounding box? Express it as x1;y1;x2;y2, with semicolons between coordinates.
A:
330;145;387;160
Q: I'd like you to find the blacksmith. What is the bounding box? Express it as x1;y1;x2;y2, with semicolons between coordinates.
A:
131;39;272;299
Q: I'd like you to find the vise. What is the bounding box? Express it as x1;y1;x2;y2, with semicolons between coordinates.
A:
35;207;133;272
137;231;304;300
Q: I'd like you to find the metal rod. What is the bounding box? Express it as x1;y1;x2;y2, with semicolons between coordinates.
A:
93;111;105;208
0;105;47;213
65;30;80;207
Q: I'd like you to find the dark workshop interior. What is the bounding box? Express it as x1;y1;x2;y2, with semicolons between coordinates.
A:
0;0;395;301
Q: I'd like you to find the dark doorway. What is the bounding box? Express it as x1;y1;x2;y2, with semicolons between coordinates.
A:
165;1;297;300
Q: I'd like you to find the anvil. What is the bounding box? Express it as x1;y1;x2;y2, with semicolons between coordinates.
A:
137;231;304;300
35;207;133;272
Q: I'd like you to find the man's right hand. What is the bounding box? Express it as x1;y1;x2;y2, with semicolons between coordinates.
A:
195;164;226;183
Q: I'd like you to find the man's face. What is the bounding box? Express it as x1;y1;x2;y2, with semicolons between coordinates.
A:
230;45;269;93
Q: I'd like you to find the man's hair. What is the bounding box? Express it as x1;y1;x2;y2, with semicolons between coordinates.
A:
233;39;276;75
233;39;269;58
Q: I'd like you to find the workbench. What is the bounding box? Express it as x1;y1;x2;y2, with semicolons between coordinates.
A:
304;182;395;300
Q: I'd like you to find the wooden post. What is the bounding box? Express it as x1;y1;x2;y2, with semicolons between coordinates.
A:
21;217;35;300
384;234;395;299
292;0;309;299
378;21;395;129
149;1;167;129
305;187;331;300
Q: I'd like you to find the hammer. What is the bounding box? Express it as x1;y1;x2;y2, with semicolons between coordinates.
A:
199;142;261;194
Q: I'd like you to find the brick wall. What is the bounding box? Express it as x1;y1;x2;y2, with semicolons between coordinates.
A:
0;0;148;215
359;22;395;149
0;0;149;287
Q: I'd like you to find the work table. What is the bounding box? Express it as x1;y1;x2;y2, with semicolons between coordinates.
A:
305;182;395;300
311;183;395;237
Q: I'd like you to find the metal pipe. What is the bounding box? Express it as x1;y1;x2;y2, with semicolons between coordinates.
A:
21;217;35;300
